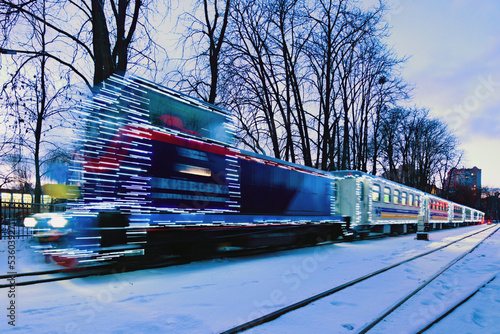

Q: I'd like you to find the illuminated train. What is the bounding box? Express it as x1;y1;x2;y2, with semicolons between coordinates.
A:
24;76;484;266
332;170;483;237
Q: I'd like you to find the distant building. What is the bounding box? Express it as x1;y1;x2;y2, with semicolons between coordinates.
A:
446;166;482;193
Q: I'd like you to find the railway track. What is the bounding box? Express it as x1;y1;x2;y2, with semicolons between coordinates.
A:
358;224;499;333
0;256;191;288
0;226;398;288
0;266;115;287
221;224;499;334
0;226;437;289
0;225;488;290
416;273;498;333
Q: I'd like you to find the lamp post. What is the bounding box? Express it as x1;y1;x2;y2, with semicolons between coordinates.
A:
372;75;387;175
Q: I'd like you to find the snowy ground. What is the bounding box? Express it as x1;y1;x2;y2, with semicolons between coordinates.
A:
1;224;499;334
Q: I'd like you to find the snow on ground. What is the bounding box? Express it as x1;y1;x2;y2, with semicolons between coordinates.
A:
372;227;500;334
1;225;499;333
426;273;500;333
244;225;500;333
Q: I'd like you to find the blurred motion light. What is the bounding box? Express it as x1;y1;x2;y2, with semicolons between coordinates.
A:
175;163;212;177
48;216;68;228
24;217;37;227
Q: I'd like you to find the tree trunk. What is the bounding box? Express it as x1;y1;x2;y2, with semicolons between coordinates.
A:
92;0;114;86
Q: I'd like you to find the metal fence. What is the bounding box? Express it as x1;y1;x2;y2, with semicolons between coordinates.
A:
1;223;33;239
1;201;67;239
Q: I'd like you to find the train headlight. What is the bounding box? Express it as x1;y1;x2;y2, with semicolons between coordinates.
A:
48;216;68;228
24;217;37;228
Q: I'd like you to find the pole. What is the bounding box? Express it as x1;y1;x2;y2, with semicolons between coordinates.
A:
417;196;429;240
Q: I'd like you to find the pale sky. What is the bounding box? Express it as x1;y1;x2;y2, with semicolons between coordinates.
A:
377;0;500;188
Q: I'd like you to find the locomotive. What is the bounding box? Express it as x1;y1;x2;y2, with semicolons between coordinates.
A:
24;76;484;266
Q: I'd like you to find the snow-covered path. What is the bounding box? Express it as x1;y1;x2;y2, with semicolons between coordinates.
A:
372;226;500;334
425;273;500;333
242;225;500;333
1;225;499;333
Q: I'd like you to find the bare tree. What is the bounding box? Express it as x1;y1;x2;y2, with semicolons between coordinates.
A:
378;107;461;193
0;0;167;87
171;0;455;196
0;117;19;189
211;0;409;171
0;0;74;204
222;0;285;159
176;0;231;103
304;0;408;172
480;188;499;221
0;0;168;204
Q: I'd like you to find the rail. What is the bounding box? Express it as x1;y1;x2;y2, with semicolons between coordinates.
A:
221;224;498;334
358;224;499;333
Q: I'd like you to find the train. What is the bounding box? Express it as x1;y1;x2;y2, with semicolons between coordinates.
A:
23;75;484;267
332;170;483;238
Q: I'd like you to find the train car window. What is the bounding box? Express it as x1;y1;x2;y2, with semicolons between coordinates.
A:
393;189;399;205
401;192;407;206
409;193;414;207
415;195;420;207
384;187;391;203
372;184;381;202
